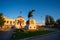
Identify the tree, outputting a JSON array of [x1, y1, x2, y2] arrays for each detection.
[[28, 10, 35, 19], [45, 15, 55, 27], [45, 15, 50, 25], [56, 19, 60, 24], [0, 13, 5, 27], [49, 16, 55, 25], [55, 19, 60, 29]]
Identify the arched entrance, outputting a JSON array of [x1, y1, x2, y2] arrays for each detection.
[[15, 16, 26, 29], [19, 18, 24, 29]]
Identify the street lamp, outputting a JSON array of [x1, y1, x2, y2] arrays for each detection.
[[41, 16, 42, 24], [20, 11, 22, 16]]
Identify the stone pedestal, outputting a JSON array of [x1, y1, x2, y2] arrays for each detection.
[[28, 19, 36, 30]]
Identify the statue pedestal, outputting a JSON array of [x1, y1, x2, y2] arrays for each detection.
[[28, 19, 36, 30]]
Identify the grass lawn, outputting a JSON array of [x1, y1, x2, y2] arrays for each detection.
[[11, 29, 55, 40]]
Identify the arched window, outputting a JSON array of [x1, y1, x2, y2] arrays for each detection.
[[17, 20, 20, 24], [30, 27, 31, 28], [10, 21, 12, 24], [7, 21, 9, 23]]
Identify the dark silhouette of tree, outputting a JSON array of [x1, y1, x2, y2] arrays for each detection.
[[45, 15, 55, 27], [49, 16, 55, 25], [56, 19, 60, 29], [28, 10, 35, 19], [45, 15, 50, 25], [0, 13, 5, 27], [56, 19, 60, 24]]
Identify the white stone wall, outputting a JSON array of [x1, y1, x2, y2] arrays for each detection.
[[28, 19, 37, 30]]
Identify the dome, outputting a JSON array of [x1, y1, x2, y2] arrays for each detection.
[[17, 16, 23, 18]]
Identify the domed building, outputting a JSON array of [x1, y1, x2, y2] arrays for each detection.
[[15, 16, 26, 29]]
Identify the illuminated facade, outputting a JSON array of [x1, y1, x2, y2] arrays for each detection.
[[1, 16, 43, 30], [3, 16, 15, 29], [15, 16, 26, 29]]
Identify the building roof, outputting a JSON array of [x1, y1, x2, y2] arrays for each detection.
[[17, 16, 23, 18]]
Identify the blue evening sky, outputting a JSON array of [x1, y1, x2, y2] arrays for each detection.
[[0, 0, 60, 24]]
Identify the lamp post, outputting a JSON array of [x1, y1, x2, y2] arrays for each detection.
[[20, 11, 22, 16], [41, 16, 42, 24]]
